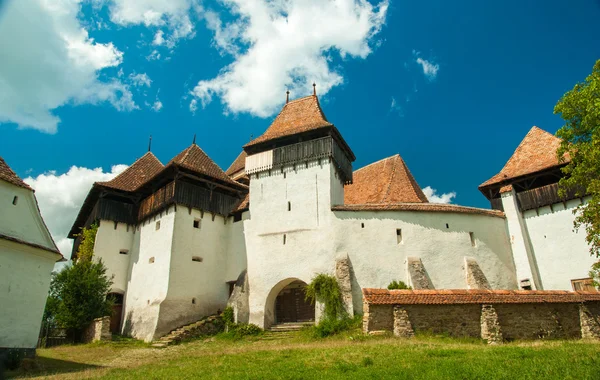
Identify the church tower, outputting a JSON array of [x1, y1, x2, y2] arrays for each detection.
[[241, 90, 355, 328]]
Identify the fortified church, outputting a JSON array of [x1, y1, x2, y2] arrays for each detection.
[[71, 91, 597, 342]]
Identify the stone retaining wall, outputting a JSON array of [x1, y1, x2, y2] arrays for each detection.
[[362, 289, 600, 343], [82, 316, 112, 343]]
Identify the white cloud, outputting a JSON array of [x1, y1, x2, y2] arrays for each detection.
[[129, 72, 152, 87], [0, 0, 136, 133], [422, 186, 456, 204], [146, 49, 161, 61], [390, 96, 403, 116], [107, 0, 199, 48], [189, 98, 198, 114], [413, 51, 439, 81], [24, 164, 128, 259], [152, 100, 163, 111], [191, 0, 388, 117]]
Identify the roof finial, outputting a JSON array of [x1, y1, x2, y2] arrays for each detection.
[[192, 134, 196, 145], [313, 82, 316, 96], [148, 135, 152, 152], [286, 90, 290, 104]]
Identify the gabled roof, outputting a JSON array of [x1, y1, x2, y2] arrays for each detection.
[[244, 95, 333, 148], [344, 154, 428, 204], [168, 144, 245, 188], [0, 156, 32, 190], [479, 126, 569, 189], [97, 152, 164, 192], [225, 151, 247, 176], [332, 203, 504, 218]]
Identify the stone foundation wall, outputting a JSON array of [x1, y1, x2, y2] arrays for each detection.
[[363, 300, 600, 342], [82, 316, 111, 343], [404, 304, 481, 337], [494, 303, 581, 340]]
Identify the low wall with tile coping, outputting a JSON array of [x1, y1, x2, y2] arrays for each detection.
[[362, 289, 600, 343]]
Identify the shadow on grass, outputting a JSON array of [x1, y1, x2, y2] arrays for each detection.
[[3, 356, 102, 379]]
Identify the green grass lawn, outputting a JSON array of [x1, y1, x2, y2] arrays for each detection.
[[7, 332, 600, 379]]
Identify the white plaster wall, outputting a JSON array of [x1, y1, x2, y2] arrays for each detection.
[[246, 160, 342, 327], [244, 159, 517, 328], [0, 240, 56, 349], [225, 212, 249, 282], [159, 207, 231, 336], [501, 191, 542, 289], [333, 210, 517, 312], [122, 209, 175, 342], [93, 220, 133, 294], [0, 182, 56, 250], [523, 196, 596, 290]]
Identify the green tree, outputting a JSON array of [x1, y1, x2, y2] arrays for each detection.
[[47, 259, 113, 337], [554, 59, 600, 257]]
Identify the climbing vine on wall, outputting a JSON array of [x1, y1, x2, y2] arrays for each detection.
[[305, 273, 346, 320], [75, 223, 98, 263]]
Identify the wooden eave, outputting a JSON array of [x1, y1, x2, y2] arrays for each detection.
[[478, 164, 567, 201]]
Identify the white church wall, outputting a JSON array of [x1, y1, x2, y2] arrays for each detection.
[[0, 239, 57, 350], [225, 212, 249, 283], [93, 220, 133, 294], [0, 181, 56, 251], [245, 160, 346, 328], [158, 206, 231, 336], [122, 209, 175, 342], [332, 210, 517, 312], [244, 159, 518, 328], [523, 196, 596, 290], [501, 190, 542, 289]]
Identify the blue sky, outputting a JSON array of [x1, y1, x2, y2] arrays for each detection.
[[1, 0, 599, 254]]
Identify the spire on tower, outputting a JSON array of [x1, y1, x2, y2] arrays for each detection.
[[313, 83, 316, 96], [286, 90, 290, 104], [193, 134, 197, 145], [148, 135, 152, 152]]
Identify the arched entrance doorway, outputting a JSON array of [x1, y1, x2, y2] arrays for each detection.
[[274, 280, 315, 324], [107, 292, 124, 334]]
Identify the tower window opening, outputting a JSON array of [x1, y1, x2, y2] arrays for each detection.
[[193, 219, 201, 229], [12, 196, 18, 205], [361, 223, 365, 228], [396, 229, 402, 244], [283, 234, 287, 245], [445, 223, 449, 229], [469, 232, 476, 247], [155, 221, 161, 230], [119, 249, 129, 255], [192, 256, 203, 262], [288, 201, 291, 211]]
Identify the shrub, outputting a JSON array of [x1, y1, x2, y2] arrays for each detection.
[[221, 307, 234, 326], [305, 273, 346, 320], [387, 280, 412, 290], [45, 259, 113, 339]]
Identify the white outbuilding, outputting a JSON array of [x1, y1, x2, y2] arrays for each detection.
[[0, 157, 64, 357]]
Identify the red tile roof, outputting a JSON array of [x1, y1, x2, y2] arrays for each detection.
[[345, 155, 428, 204], [225, 151, 247, 176], [333, 203, 504, 218], [97, 152, 164, 192], [0, 156, 32, 190], [363, 288, 600, 305], [480, 126, 569, 189], [231, 193, 249, 213], [169, 144, 246, 188], [244, 95, 333, 148]]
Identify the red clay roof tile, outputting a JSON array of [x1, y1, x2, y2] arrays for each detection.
[[344, 155, 428, 204], [244, 95, 332, 148], [333, 203, 504, 218], [362, 288, 600, 305], [98, 152, 164, 192], [0, 156, 32, 190], [480, 126, 569, 189], [225, 151, 247, 176]]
